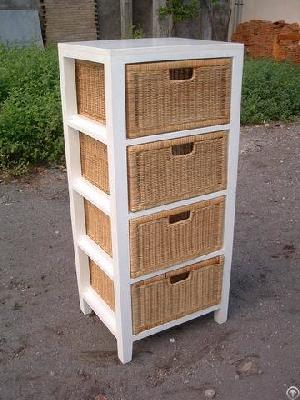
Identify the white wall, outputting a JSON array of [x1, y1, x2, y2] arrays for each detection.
[[241, 0, 300, 24]]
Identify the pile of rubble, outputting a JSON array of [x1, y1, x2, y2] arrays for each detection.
[[232, 20, 300, 63]]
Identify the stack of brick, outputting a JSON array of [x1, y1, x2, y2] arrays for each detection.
[[41, 0, 99, 44], [232, 20, 300, 63]]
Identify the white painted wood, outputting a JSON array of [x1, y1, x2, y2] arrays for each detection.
[[72, 177, 111, 216], [214, 50, 244, 324], [58, 39, 244, 364], [67, 114, 107, 145], [134, 304, 220, 341], [105, 58, 133, 363], [126, 124, 230, 146], [129, 190, 227, 220], [78, 235, 114, 280], [58, 53, 91, 315], [82, 287, 116, 335]]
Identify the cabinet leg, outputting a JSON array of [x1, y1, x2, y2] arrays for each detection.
[[80, 297, 92, 315], [117, 337, 133, 364], [214, 305, 228, 325]]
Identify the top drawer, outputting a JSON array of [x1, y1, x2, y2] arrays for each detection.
[[126, 58, 232, 138]]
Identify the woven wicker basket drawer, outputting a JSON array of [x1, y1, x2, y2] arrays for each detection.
[[128, 131, 228, 212], [130, 196, 225, 278], [84, 199, 112, 256], [75, 60, 106, 124], [131, 256, 223, 334], [126, 58, 231, 138], [89, 259, 115, 310], [80, 132, 110, 193]]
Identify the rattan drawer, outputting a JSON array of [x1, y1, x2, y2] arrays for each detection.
[[130, 197, 225, 278], [131, 256, 223, 334], [84, 199, 112, 256], [128, 131, 228, 212], [80, 132, 110, 193], [75, 60, 106, 124], [89, 259, 115, 310], [126, 58, 231, 138]]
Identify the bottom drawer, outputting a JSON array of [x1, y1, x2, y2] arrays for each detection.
[[89, 259, 115, 310], [131, 256, 223, 334]]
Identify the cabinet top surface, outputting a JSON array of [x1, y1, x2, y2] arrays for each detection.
[[59, 38, 243, 55]]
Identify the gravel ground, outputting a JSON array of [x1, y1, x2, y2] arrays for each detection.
[[0, 123, 299, 400]]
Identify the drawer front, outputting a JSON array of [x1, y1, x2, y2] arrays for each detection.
[[131, 256, 223, 334], [130, 197, 225, 278], [89, 259, 115, 310], [126, 58, 231, 138], [75, 60, 105, 124], [80, 132, 110, 193], [84, 199, 112, 256], [128, 131, 228, 212]]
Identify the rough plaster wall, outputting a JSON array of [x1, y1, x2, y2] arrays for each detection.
[[96, 0, 121, 39], [241, 0, 300, 24]]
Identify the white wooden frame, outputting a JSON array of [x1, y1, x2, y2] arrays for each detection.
[[58, 38, 244, 364]]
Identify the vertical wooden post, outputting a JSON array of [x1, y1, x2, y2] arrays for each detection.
[[120, 0, 133, 39], [152, 0, 172, 37]]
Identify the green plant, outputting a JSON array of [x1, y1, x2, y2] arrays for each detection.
[[129, 24, 144, 39], [241, 59, 300, 124], [0, 45, 64, 175], [159, 0, 199, 23]]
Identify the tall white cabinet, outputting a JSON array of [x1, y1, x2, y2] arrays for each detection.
[[58, 38, 244, 364]]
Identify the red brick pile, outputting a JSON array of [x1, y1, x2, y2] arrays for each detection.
[[232, 20, 300, 63]]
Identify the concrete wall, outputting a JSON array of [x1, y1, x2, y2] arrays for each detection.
[[240, 0, 300, 24], [0, 0, 39, 10]]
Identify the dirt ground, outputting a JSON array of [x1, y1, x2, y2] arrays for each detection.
[[0, 123, 299, 400]]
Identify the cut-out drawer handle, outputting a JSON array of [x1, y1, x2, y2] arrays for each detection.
[[169, 271, 190, 284], [171, 142, 194, 156], [169, 67, 194, 80], [169, 210, 191, 224]]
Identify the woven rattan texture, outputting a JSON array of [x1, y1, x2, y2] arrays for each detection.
[[84, 200, 112, 256], [130, 197, 225, 278], [80, 132, 110, 193], [89, 259, 115, 310], [75, 60, 106, 123], [131, 256, 224, 334], [126, 59, 231, 138], [128, 131, 228, 211]]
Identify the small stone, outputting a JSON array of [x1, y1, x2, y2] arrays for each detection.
[[50, 370, 55, 376], [54, 230, 59, 235], [94, 395, 107, 400], [170, 338, 175, 343], [236, 356, 260, 377], [205, 388, 216, 398]]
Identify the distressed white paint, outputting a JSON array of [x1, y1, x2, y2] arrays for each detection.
[[58, 38, 244, 364], [214, 49, 244, 324], [72, 177, 111, 216], [67, 114, 107, 145], [78, 235, 114, 279]]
